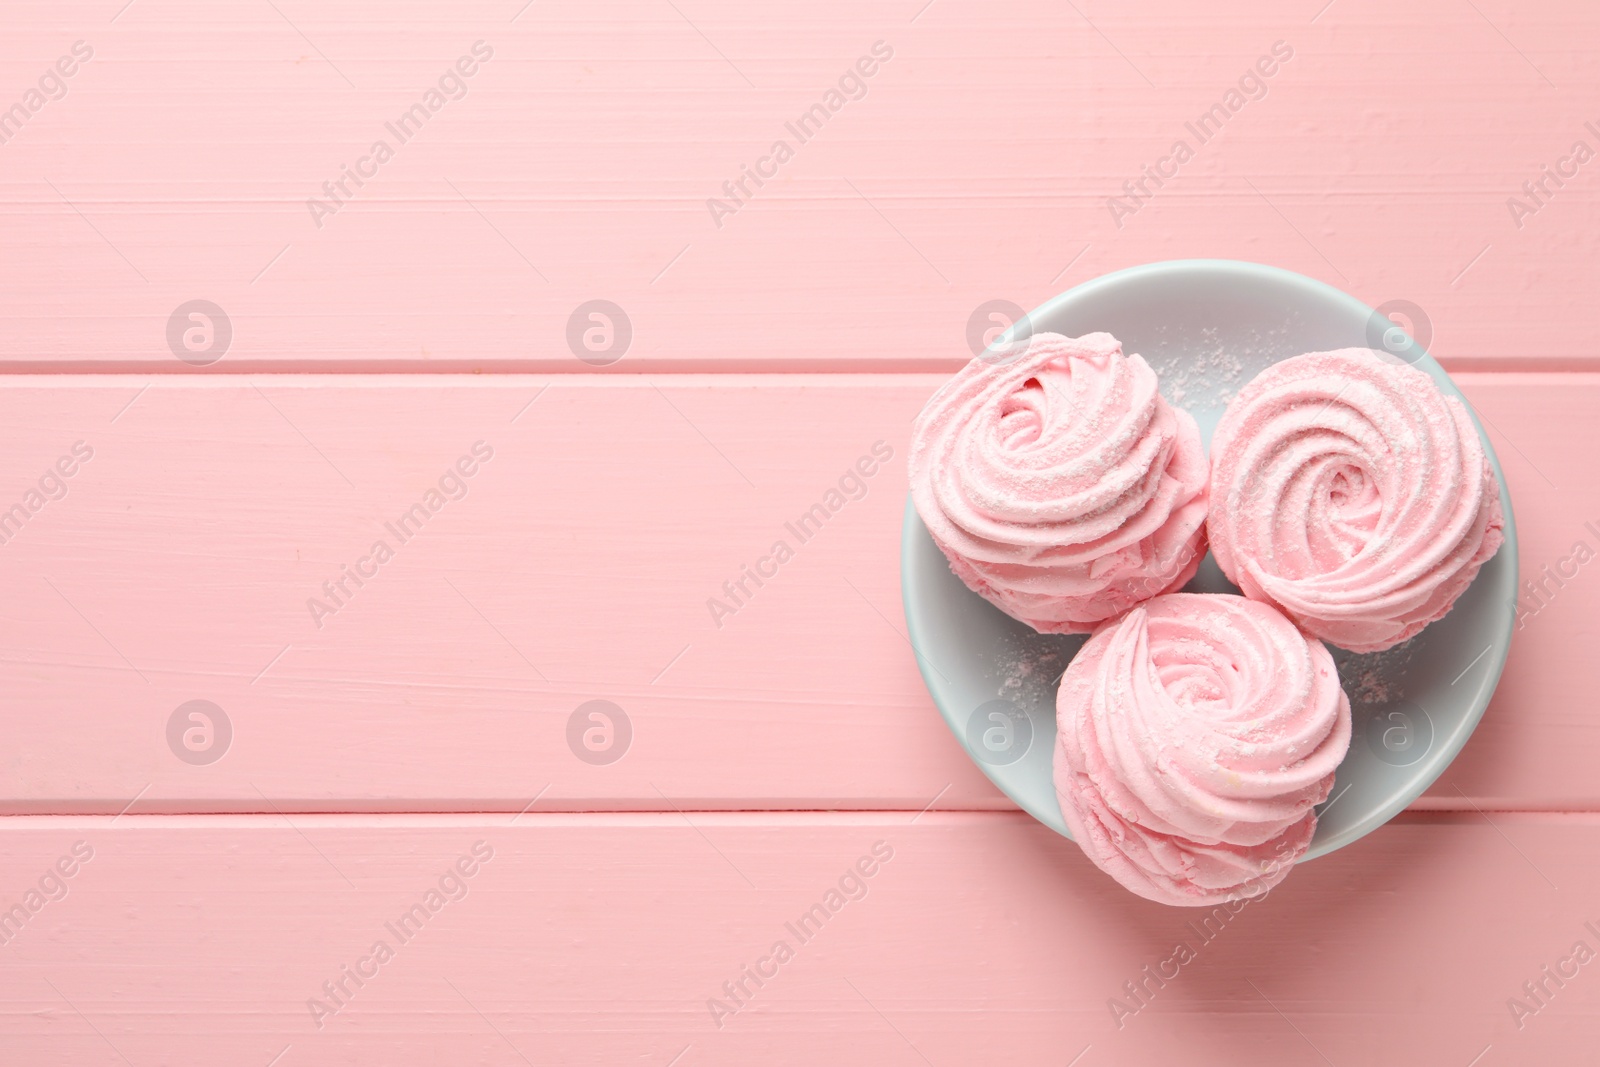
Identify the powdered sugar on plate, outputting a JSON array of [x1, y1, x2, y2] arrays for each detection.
[[990, 628, 1084, 711], [1144, 319, 1300, 414]]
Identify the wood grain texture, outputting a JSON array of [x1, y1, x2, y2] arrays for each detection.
[[0, 373, 1591, 812], [0, 1, 1596, 371], [2, 1, 1598, 1060], [0, 811, 1594, 1065]]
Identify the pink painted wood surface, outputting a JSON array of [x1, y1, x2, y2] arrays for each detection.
[[0, 1, 1596, 371], [0, 373, 1592, 812], [3, 1, 1599, 1063], [0, 812, 1593, 1065]]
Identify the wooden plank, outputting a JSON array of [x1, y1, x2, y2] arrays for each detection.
[[0, 374, 968, 812], [0, 373, 1593, 812], [0, 811, 1594, 1064], [0, 2, 1595, 371]]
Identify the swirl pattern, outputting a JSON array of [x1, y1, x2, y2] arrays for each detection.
[[1208, 349, 1504, 652], [1054, 594, 1351, 906], [909, 332, 1209, 634]]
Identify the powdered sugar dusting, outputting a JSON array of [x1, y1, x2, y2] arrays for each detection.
[[991, 628, 1081, 710], [1143, 323, 1295, 413]]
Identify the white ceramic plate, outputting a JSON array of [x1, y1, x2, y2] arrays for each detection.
[[900, 259, 1518, 860]]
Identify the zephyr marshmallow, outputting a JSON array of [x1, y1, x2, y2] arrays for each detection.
[[1208, 349, 1504, 652], [910, 332, 1209, 634], [1054, 594, 1351, 906]]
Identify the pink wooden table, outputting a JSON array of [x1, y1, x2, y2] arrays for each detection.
[[2, 1, 1598, 1063]]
